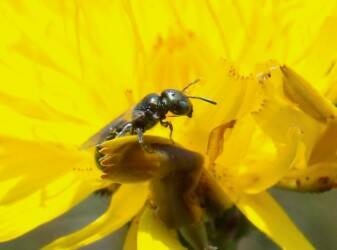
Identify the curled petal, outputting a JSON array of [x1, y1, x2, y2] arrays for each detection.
[[281, 65, 337, 122], [211, 115, 302, 193], [241, 127, 302, 193], [98, 135, 204, 185], [245, 83, 325, 191], [97, 136, 167, 182], [207, 120, 236, 165]]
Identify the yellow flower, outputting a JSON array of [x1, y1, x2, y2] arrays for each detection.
[[1, 0, 336, 249]]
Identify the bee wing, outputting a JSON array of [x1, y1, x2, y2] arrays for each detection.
[[80, 108, 134, 149]]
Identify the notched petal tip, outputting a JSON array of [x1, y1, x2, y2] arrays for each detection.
[[96, 136, 165, 182], [97, 135, 205, 183]]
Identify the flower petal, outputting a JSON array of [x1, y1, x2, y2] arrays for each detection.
[[240, 127, 302, 193], [0, 0, 136, 134], [137, 208, 186, 250], [281, 65, 337, 122], [236, 191, 314, 250], [0, 137, 100, 202], [0, 171, 99, 242], [43, 183, 148, 250], [277, 162, 337, 192], [210, 115, 302, 193], [0, 106, 93, 146], [172, 63, 264, 154], [123, 217, 139, 250], [0, 135, 103, 242], [309, 119, 337, 165]]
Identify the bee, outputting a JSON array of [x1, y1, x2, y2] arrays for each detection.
[[81, 79, 217, 150]]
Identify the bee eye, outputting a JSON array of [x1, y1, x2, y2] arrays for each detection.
[[171, 100, 190, 115], [179, 101, 188, 110]]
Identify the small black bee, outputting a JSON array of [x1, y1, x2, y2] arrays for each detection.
[[81, 79, 217, 149]]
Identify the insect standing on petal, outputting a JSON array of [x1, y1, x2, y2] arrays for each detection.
[[81, 79, 217, 151]]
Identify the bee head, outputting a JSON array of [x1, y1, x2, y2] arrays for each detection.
[[161, 89, 193, 117], [161, 80, 217, 118]]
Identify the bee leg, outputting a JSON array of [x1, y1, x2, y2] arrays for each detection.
[[135, 127, 144, 144], [106, 128, 118, 140], [160, 120, 174, 143], [116, 123, 133, 137], [136, 128, 154, 153]]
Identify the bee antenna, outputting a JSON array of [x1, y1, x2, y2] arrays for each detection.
[[182, 78, 200, 92], [187, 96, 217, 105]]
